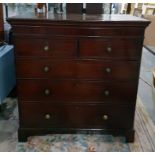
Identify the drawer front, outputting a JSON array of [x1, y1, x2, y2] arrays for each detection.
[[20, 103, 134, 129], [79, 38, 143, 59], [14, 37, 77, 57], [16, 59, 139, 81], [17, 80, 137, 103]]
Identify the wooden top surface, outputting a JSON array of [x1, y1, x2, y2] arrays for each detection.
[[7, 13, 149, 22], [7, 13, 150, 28]]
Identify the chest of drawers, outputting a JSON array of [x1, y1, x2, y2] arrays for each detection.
[[7, 13, 150, 142]]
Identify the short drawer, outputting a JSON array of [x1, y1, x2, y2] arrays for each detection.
[[17, 80, 138, 103], [20, 103, 134, 129], [14, 36, 77, 57], [79, 38, 143, 59], [16, 59, 139, 81]]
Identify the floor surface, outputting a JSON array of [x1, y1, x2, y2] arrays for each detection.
[[138, 47, 155, 123]]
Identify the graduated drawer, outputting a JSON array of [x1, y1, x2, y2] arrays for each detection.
[[20, 103, 134, 129], [16, 59, 139, 81], [14, 36, 77, 57], [79, 37, 143, 59], [17, 80, 137, 103]]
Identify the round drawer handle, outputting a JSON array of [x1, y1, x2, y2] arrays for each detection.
[[106, 47, 112, 53], [105, 67, 111, 73], [45, 114, 51, 119], [104, 90, 110, 96], [102, 115, 108, 120], [44, 89, 50, 96], [44, 66, 50, 72], [44, 45, 49, 51]]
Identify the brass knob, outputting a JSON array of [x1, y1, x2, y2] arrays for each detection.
[[44, 89, 50, 96], [102, 115, 108, 120], [45, 114, 51, 119], [44, 66, 50, 72], [105, 67, 111, 73], [107, 47, 112, 53], [44, 45, 49, 51], [104, 90, 109, 96]]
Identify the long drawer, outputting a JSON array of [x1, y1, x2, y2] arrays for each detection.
[[17, 80, 138, 103], [79, 37, 143, 59], [14, 37, 77, 57], [19, 103, 134, 129], [16, 59, 139, 81]]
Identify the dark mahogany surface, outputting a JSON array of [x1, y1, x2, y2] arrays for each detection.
[[17, 79, 137, 103], [20, 103, 134, 129], [14, 37, 77, 57], [7, 13, 149, 23], [7, 13, 150, 142], [16, 59, 139, 80]]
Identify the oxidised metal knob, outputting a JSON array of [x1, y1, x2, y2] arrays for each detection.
[[44, 66, 50, 72], [105, 67, 111, 73], [45, 114, 51, 119], [104, 90, 110, 96], [44, 89, 50, 96], [44, 45, 49, 51], [107, 47, 112, 53], [102, 115, 108, 120]]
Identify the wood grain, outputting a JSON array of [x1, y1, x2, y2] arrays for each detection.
[[7, 14, 150, 142]]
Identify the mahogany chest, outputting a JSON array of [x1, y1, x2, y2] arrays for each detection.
[[7, 13, 150, 142]]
